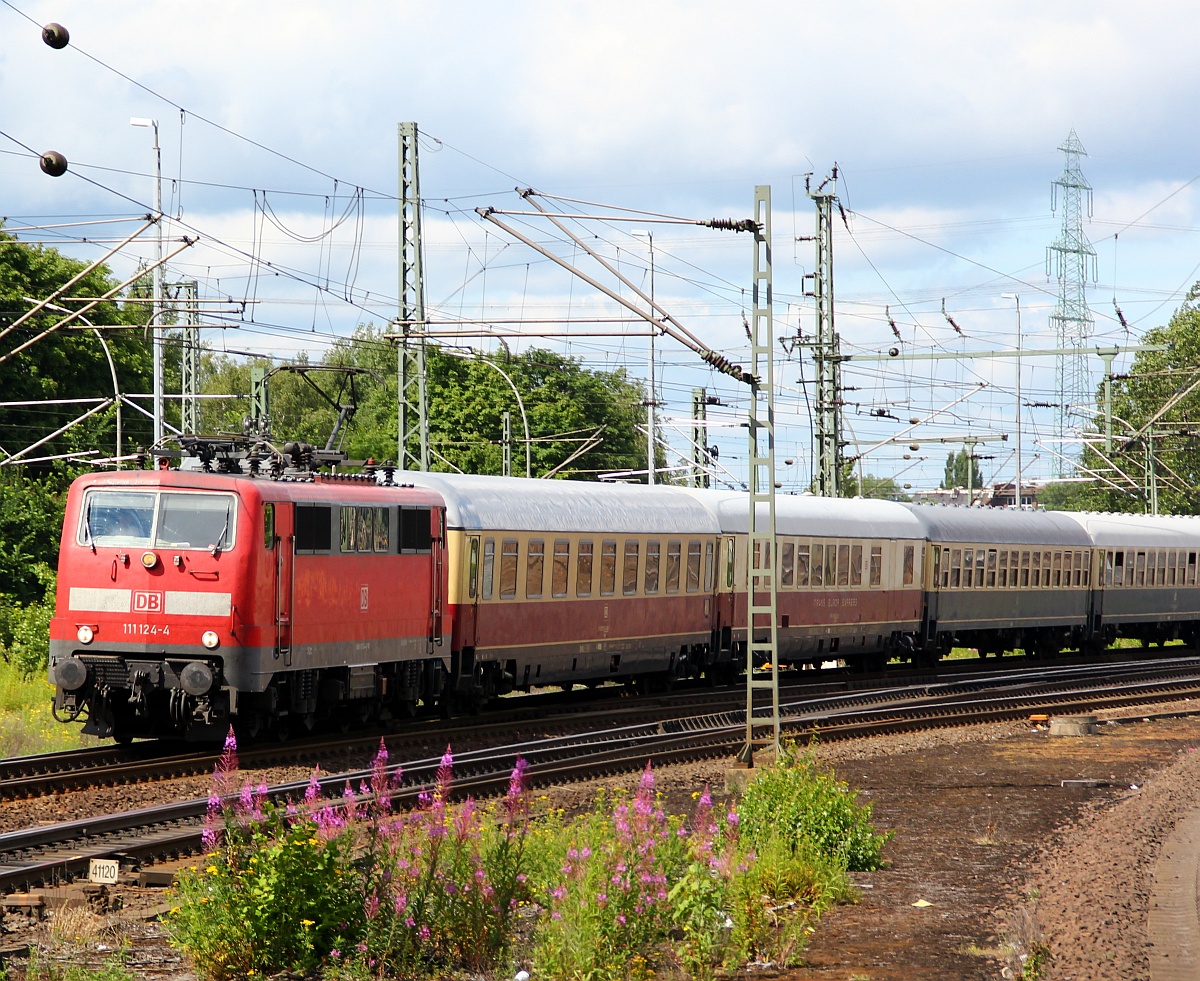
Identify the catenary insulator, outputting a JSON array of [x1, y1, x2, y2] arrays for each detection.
[[41, 22, 70, 48], [39, 150, 68, 176]]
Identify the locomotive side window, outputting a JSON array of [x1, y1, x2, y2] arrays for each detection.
[[600, 540, 617, 596], [665, 541, 681, 593], [811, 544, 824, 587], [869, 545, 882, 587], [577, 541, 594, 597], [798, 544, 811, 587], [645, 541, 661, 594], [849, 544, 862, 587], [374, 509, 390, 552], [296, 505, 333, 552], [686, 541, 701, 593], [623, 541, 640, 596], [340, 507, 357, 552], [400, 509, 433, 552], [704, 542, 714, 591], [482, 539, 495, 600], [552, 539, 570, 598], [500, 540, 518, 599], [357, 508, 373, 553], [263, 503, 275, 550], [527, 540, 545, 599], [903, 545, 915, 586], [781, 542, 795, 587]]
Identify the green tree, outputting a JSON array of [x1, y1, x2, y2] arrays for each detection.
[[0, 231, 151, 467], [941, 449, 984, 490], [853, 473, 911, 501], [1070, 285, 1200, 515]]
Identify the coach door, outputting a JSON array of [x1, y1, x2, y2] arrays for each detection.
[[273, 503, 295, 666]]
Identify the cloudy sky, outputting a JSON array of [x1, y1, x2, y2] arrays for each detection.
[[3, 1, 1199, 491]]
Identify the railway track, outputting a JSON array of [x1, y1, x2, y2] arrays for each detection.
[[5, 657, 1200, 895]]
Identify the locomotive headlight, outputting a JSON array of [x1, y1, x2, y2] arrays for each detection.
[[141, 551, 159, 569], [76, 625, 94, 644], [201, 630, 220, 650], [180, 660, 215, 696]]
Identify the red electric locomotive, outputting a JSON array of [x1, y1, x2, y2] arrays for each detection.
[[50, 468, 450, 741]]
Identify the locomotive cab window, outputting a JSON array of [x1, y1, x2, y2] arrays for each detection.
[[79, 489, 237, 553]]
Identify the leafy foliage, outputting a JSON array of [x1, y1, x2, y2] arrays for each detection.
[[941, 449, 985, 491], [0, 231, 152, 467], [737, 743, 893, 872]]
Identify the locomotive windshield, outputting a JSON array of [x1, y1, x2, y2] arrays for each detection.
[[79, 490, 237, 552]]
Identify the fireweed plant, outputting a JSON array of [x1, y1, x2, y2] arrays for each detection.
[[169, 732, 886, 980], [168, 733, 533, 979]]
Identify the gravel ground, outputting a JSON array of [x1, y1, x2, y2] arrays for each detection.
[[5, 704, 1200, 979]]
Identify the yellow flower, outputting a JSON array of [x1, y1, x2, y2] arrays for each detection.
[[206, 865, 219, 875], [301, 919, 315, 928]]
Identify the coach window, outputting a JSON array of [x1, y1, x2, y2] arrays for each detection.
[[798, 544, 811, 587], [599, 539, 617, 595], [1032, 550, 1042, 587], [986, 549, 997, 588], [1145, 551, 1157, 586], [949, 549, 961, 589], [263, 503, 275, 550], [1016, 551, 1027, 587], [645, 541, 661, 594], [577, 541, 594, 597], [825, 542, 837, 588], [1159, 550, 1168, 585], [1189, 552, 1198, 587], [962, 548, 974, 587], [704, 542, 714, 591], [340, 506, 357, 552], [600, 540, 618, 596], [781, 542, 795, 587], [940, 548, 950, 588], [468, 538, 480, 599], [686, 541, 702, 593], [903, 545, 915, 587], [724, 539, 735, 589], [1134, 551, 1146, 586], [1063, 551, 1073, 587], [526, 540, 545, 599], [500, 540, 519, 600], [1082, 553, 1090, 587], [481, 539, 495, 600], [998, 549, 1008, 587], [850, 544, 862, 587], [552, 540, 570, 598], [811, 544, 824, 586], [869, 545, 882, 587], [665, 541, 682, 593], [1050, 551, 1061, 587], [623, 541, 640, 596]]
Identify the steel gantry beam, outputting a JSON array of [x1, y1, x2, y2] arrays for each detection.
[[396, 121, 429, 471], [742, 185, 780, 763]]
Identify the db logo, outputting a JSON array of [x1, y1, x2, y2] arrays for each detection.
[[360, 585, 369, 611], [133, 590, 164, 613]]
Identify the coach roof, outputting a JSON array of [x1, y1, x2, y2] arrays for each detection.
[[676, 489, 926, 539], [898, 504, 1093, 547], [396, 473, 721, 535], [1055, 511, 1200, 549]]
